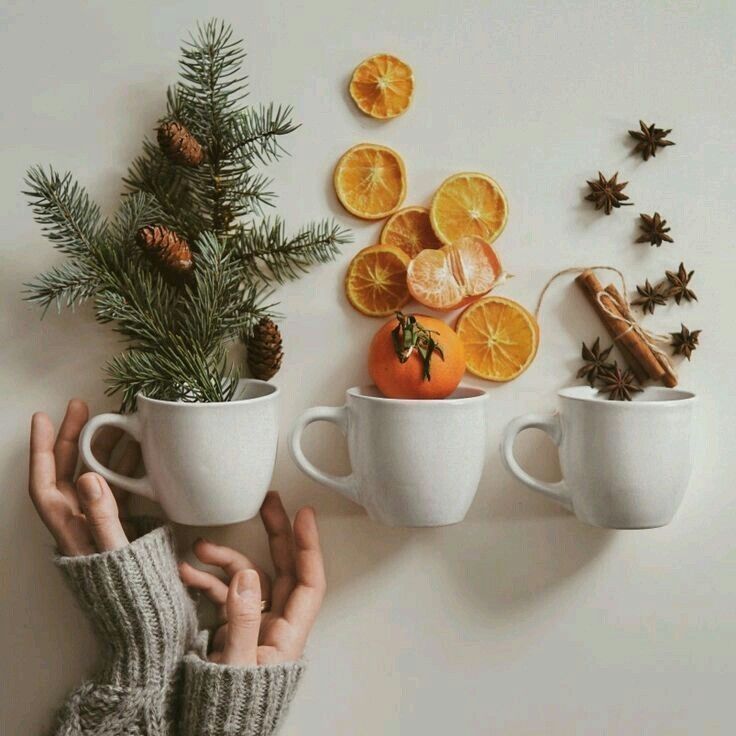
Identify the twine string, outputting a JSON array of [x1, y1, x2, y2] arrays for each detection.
[[535, 266, 674, 371]]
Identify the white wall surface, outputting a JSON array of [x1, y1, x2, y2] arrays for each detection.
[[1, 1, 735, 734]]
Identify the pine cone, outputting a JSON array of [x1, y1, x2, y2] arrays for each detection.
[[247, 318, 283, 381], [157, 121, 204, 167], [136, 225, 193, 278]]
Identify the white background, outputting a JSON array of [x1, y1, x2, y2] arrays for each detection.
[[1, 1, 735, 734]]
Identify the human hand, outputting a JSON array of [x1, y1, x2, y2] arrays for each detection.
[[179, 491, 326, 667], [29, 399, 140, 556]]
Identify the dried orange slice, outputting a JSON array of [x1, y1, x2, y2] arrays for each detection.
[[334, 144, 407, 220], [345, 244, 411, 317], [380, 206, 443, 259], [406, 235, 504, 312], [349, 54, 414, 119], [455, 296, 539, 382], [430, 172, 508, 245]]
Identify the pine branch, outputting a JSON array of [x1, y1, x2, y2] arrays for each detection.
[[24, 166, 107, 257], [26, 19, 353, 409], [106, 340, 238, 412], [177, 19, 248, 143], [110, 192, 163, 250], [171, 21, 298, 236], [95, 273, 179, 348], [233, 218, 351, 284], [24, 259, 98, 313], [124, 139, 206, 241], [181, 232, 278, 351], [230, 172, 277, 217], [223, 104, 299, 164], [24, 192, 164, 313]]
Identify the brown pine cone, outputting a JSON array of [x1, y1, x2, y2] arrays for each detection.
[[136, 224, 193, 278], [157, 121, 204, 167], [247, 318, 283, 381]]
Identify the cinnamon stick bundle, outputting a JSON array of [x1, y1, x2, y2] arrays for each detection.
[[575, 270, 666, 382], [604, 284, 678, 388]]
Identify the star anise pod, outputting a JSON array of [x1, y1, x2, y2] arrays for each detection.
[[671, 324, 701, 361], [599, 362, 643, 401], [628, 120, 675, 161], [665, 262, 697, 304], [585, 172, 633, 215], [636, 212, 673, 246], [632, 279, 667, 315], [577, 337, 614, 387]]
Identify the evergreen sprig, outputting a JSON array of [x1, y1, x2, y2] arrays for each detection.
[[234, 218, 352, 285], [24, 166, 107, 257], [25, 18, 348, 409]]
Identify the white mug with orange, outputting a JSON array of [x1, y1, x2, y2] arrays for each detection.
[[289, 385, 489, 527]]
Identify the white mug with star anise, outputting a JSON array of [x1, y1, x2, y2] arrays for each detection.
[[501, 385, 696, 529]]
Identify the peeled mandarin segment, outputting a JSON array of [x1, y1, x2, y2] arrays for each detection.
[[407, 236, 503, 311], [456, 297, 539, 382], [345, 245, 411, 317], [349, 54, 414, 119], [334, 144, 407, 220], [454, 236, 502, 296], [430, 173, 508, 245], [407, 249, 465, 310], [380, 206, 443, 258]]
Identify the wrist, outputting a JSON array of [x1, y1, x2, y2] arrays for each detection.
[[180, 654, 305, 735], [56, 524, 197, 688]]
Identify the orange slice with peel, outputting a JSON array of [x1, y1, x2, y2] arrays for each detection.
[[349, 54, 414, 119], [380, 206, 443, 258], [406, 235, 504, 311], [455, 296, 539, 382], [430, 172, 508, 245], [334, 143, 407, 220], [345, 244, 411, 317]]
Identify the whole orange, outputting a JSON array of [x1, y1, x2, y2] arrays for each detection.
[[368, 313, 466, 399]]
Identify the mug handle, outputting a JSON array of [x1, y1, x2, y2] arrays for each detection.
[[500, 413, 572, 511], [79, 413, 157, 501], [288, 406, 359, 505]]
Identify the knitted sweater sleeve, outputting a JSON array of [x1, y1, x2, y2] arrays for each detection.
[[52, 522, 199, 735], [178, 643, 305, 736], [52, 521, 306, 736]]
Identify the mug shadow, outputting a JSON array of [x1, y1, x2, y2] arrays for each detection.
[[426, 426, 615, 617]]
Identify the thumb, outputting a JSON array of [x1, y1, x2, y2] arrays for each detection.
[[221, 569, 262, 666], [77, 473, 129, 552]]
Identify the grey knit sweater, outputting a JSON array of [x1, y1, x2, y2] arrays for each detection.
[[53, 522, 304, 735]]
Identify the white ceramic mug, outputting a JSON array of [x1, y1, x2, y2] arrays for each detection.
[[79, 380, 279, 526], [501, 385, 696, 529], [289, 385, 489, 527]]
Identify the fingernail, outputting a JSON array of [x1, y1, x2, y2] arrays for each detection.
[[237, 569, 259, 599], [79, 474, 102, 502]]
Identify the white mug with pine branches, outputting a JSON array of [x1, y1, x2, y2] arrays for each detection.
[[79, 380, 279, 525]]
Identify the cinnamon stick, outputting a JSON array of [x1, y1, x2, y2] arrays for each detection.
[[605, 284, 678, 388], [576, 270, 665, 382], [593, 284, 649, 384]]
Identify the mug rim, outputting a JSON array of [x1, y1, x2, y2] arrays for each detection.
[[137, 378, 278, 408], [347, 384, 488, 405], [558, 384, 696, 406]]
